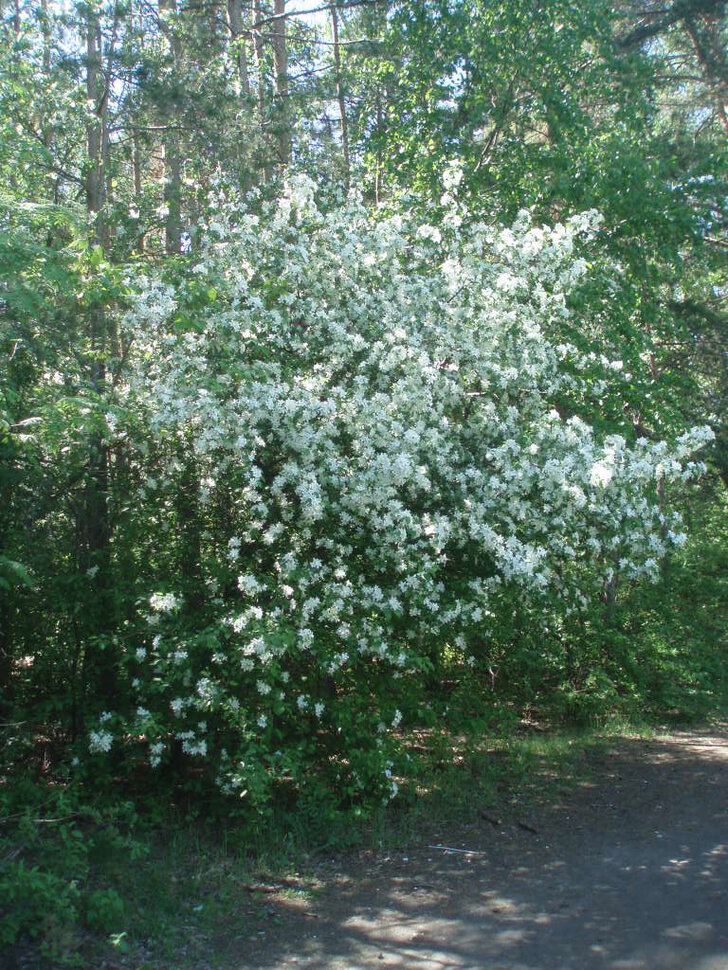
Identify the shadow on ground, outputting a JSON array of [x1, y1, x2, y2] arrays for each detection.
[[239, 730, 728, 970]]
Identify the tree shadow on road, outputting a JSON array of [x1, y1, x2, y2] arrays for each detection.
[[245, 729, 728, 970]]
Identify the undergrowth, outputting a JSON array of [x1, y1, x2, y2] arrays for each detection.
[[1, 484, 726, 967]]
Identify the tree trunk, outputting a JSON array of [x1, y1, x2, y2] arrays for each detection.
[[685, 15, 728, 133], [252, 0, 271, 180], [272, 0, 290, 166], [330, 2, 350, 190], [375, 89, 383, 203], [253, 0, 266, 119], [84, 0, 115, 702], [40, 0, 51, 74], [160, 0, 183, 253], [604, 572, 619, 618], [130, 0, 144, 224], [177, 450, 203, 610], [0, 479, 15, 716], [227, 0, 251, 97], [132, 131, 142, 198], [86, 7, 106, 248]]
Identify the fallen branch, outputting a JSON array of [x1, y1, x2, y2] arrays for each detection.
[[427, 844, 487, 856]]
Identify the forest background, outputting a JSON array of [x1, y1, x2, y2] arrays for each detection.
[[0, 0, 727, 962]]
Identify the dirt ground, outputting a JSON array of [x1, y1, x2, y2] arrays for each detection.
[[233, 727, 728, 970]]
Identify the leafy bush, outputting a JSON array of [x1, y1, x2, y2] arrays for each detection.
[[0, 860, 80, 950], [84, 888, 125, 935], [78, 177, 712, 815]]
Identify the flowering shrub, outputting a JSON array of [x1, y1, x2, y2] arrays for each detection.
[[100, 178, 712, 812]]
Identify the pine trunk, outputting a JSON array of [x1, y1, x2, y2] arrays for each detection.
[[160, 0, 183, 253], [272, 0, 290, 166], [330, 3, 350, 190]]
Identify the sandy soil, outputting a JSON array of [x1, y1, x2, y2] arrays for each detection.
[[235, 727, 728, 970]]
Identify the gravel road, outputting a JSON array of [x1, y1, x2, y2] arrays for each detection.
[[247, 728, 728, 970]]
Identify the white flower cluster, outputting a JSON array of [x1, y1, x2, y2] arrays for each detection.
[[89, 729, 113, 754], [120, 178, 712, 798], [149, 592, 182, 613]]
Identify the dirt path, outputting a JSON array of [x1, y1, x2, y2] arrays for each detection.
[[237, 728, 728, 970]]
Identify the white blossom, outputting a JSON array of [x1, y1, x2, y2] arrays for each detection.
[[119, 184, 712, 798], [89, 730, 113, 754]]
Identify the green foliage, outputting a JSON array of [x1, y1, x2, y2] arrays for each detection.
[[0, 861, 81, 954], [529, 482, 728, 724], [0, 0, 726, 963], [84, 889, 125, 935], [0, 775, 150, 963]]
